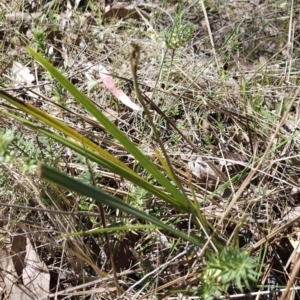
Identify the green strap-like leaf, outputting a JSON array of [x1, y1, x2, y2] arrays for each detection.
[[39, 164, 203, 246], [1, 110, 180, 207], [26, 46, 191, 212], [0, 90, 130, 171]]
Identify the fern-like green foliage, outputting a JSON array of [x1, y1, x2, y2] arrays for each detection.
[[199, 247, 258, 299]]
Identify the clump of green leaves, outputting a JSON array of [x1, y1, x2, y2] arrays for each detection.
[[0, 130, 15, 162], [0, 129, 37, 173], [32, 28, 48, 57], [164, 6, 195, 50], [199, 247, 258, 299]]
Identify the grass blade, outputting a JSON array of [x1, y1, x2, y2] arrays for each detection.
[[26, 46, 191, 212], [38, 163, 203, 246]]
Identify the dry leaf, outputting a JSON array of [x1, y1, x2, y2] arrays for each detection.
[[22, 237, 50, 298], [12, 61, 35, 85], [99, 65, 142, 111], [60, 1, 73, 29], [0, 230, 35, 299], [5, 12, 43, 21], [259, 56, 267, 65], [11, 229, 26, 280], [158, 233, 171, 249], [104, 3, 140, 20], [283, 207, 300, 222], [188, 156, 218, 185]]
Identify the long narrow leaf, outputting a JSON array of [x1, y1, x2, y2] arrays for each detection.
[[0, 90, 130, 171], [63, 224, 161, 238], [39, 164, 203, 247], [1, 110, 180, 207], [26, 47, 191, 212]]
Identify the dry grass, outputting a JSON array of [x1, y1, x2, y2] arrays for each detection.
[[1, 0, 300, 299]]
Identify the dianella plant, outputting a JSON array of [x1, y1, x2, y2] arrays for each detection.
[[0, 44, 258, 298]]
